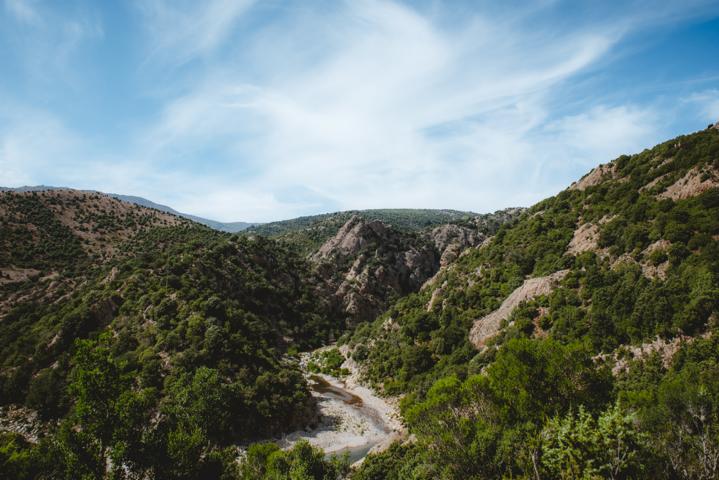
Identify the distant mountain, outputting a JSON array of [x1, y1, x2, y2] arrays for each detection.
[[307, 213, 516, 326], [0, 186, 257, 233], [243, 208, 519, 256]]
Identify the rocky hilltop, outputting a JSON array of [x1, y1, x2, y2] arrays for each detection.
[[311, 215, 438, 324], [310, 211, 521, 325]]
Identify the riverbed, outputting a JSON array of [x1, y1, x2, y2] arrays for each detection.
[[277, 352, 404, 465]]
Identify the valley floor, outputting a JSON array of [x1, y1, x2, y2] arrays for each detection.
[[277, 351, 405, 465]]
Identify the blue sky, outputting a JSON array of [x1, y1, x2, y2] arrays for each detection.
[[1, 0, 719, 222]]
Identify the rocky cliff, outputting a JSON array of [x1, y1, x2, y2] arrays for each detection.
[[310, 213, 517, 325]]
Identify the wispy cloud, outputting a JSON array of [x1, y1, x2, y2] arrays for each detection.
[[2, 0, 718, 222], [135, 0, 256, 64], [140, 0, 627, 219], [1, 0, 103, 88], [4, 0, 41, 25], [685, 90, 719, 125]]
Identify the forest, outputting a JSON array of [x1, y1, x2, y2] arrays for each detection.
[[1, 126, 718, 479]]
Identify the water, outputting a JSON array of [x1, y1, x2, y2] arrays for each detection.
[[309, 375, 363, 405], [306, 374, 390, 464]]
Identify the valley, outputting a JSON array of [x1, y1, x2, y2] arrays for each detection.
[[0, 125, 718, 479], [3, 2, 719, 478], [278, 349, 403, 465]]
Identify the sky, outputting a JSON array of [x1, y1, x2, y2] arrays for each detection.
[[1, 1, 719, 222]]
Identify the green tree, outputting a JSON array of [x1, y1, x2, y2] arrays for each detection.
[[541, 403, 649, 480], [239, 440, 348, 480]]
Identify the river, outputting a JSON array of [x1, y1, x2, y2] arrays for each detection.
[[277, 352, 404, 465]]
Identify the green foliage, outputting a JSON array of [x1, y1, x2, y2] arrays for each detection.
[[618, 334, 719, 479], [0, 222, 334, 478], [239, 440, 349, 480], [0, 432, 44, 480], [307, 348, 349, 377], [350, 442, 433, 480], [541, 403, 650, 479], [402, 338, 611, 478]]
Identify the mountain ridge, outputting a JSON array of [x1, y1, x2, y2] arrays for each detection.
[[1, 124, 718, 479], [0, 186, 258, 233]]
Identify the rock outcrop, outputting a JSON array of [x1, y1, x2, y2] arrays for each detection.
[[569, 163, 617, 191], [566, 222, 599, 255], [425, 223, 487, 267], [469, 270, 569, 349], [311, 216, 491, 325], [312, 216, 439, 324], [658, 165, 719, 200]]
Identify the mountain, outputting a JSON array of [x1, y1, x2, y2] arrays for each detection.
[[309, 209, 522, 326], [243, 208, 519, 256], [0, 188, 336, 478], [347, 124, 719, 479], [109, 193, 257, 233], [0, 186, 257, 233], [1, 125, 719, 479]]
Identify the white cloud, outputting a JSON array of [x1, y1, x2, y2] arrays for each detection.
[[685, 90, 719, 125], [142, 0, 631, 219], [3, 0, 717, 222], [136, 0, 256, 64], [4, 0, 40, 25]]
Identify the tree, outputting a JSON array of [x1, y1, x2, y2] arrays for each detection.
[[541, 403, 649, 480], [239, 440, 348, 480], [404, 338, 612, 478], [68, 336, 129, 466]]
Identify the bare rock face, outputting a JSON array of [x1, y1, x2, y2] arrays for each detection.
[[310, 211, 521, 326], [569, 163, 617, 191], [311, 215, 389, 261], [566, 222, 599, 255], [311, 216, 439, 325], [469, 270, 569, 349], [658, 165, 719, 201], [426, 224, 486, 267]]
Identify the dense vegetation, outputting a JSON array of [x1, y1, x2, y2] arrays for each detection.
[[347, 126, 719, 478], [1, 127, 718, 478], [307, 348, 349, 378], [243, 209, 479, 255], [0, 214, 340, 478]]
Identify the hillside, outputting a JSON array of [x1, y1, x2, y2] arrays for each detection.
[[310, 211, 522, 326], [0, 189, 192, 316], [243, 208, 511, 256], [1, 125, 718, 479], [0, 191, 338, 479], [346, 124, 719, 479], [0, 186, 257, 233]]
